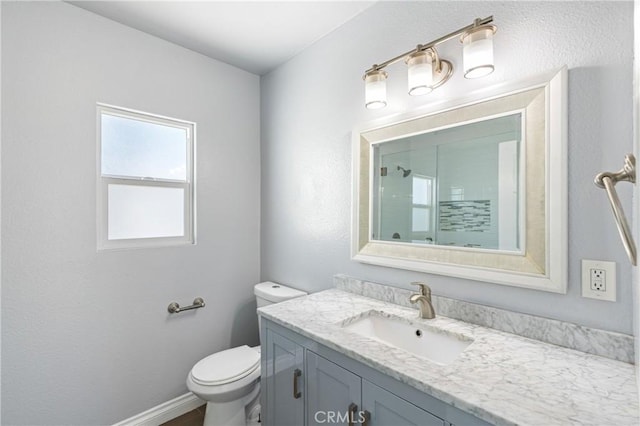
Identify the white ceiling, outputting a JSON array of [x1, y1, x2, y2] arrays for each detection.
[[68, 1, 375, 75]]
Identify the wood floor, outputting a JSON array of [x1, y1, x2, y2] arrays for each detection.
[[160, 405, 206, 426]]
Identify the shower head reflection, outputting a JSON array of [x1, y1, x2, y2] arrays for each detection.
[[397, 166, 412, 178]]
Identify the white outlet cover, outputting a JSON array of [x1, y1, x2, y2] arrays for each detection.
[[581, 259, 616, 302]]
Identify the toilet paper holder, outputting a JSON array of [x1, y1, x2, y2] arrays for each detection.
[[168, 297, 205, 314]]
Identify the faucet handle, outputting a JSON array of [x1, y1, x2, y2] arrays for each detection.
[[411, 282, 430, 297]]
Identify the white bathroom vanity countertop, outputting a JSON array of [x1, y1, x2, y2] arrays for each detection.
[[258, 289, 639, 426]]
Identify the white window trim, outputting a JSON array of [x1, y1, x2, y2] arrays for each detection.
[[96, 103, 196, 250]]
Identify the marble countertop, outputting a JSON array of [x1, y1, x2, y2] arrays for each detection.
[[258, 289, 639, 426]]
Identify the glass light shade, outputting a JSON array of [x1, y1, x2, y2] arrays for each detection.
[[462, 26, 496, 79], [364, 70, 388, 109], [406, 51, 433, 96]]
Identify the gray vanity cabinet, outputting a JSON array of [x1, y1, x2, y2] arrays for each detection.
[[261, 319, 489, 426], [362, 380, 444, 426], [262, 328, 305, 426], [306, 350, 443, 426], [306, 350, 362, 425]]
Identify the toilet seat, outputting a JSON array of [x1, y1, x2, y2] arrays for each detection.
[[190, 345, 260, 386]]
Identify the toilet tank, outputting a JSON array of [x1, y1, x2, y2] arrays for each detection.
[[254, 281, 307, 308], [255, 282, 307, 343]]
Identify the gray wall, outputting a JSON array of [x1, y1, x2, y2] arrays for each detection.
[[634, 0, 640, 399], [2, 2, 260, 425], [261, 1, 635, 334]]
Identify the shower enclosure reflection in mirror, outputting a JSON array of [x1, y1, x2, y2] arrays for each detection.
[[351, 67, 567, 292]]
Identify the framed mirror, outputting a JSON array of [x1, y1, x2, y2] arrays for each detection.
[[351, 68, 567, 292]]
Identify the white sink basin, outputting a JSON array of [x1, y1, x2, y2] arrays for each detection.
[[343, 313, 473, 365]]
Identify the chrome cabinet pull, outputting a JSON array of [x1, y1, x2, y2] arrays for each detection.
[[362, 410, 371, 426], [293, 368, 302, 399], [348, 403, 358, 426]]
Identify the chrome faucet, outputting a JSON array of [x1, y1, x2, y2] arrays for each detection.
[[409, 282, 435, 319]]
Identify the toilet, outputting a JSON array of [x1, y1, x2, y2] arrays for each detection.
[[187, 282, 307, 426]]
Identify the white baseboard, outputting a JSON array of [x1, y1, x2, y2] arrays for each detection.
[[113, 392, 204, 426]]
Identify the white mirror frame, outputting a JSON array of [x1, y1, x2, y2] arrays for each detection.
[[351, 67, 567, 293]]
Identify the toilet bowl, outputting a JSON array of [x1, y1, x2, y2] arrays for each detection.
[[186, 282, 307, 426], [187, 345, 261, 426]]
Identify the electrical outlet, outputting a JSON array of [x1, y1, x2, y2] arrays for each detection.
[[590, 269, 606, 291], [582, 260, 616, 301]]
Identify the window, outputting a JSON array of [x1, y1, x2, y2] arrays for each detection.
[[412, 175, 434, 234], [450, 186, 465, 201], [97, 105, 195, 249]]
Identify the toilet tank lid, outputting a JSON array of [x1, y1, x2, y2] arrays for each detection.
[[254, 281, 307, 303]]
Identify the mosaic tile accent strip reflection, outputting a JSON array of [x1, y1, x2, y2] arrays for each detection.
[[439, 200, 491, 232]]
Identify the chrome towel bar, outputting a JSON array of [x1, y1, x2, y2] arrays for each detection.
[[168, 297, 205, 314], [594, 154, 636, 266]]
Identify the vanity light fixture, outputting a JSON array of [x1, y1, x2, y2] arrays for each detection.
[[363, 16, 496, 109], [364, 69, 388, 109], [461, 23, 497, 78], [406, 50, 434, 96]]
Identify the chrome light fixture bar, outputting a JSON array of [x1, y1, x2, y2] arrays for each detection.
[[363, 16, 496, 109]]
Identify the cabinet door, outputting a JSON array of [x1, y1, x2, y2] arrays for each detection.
[[362, 380, 445, 426], [263, 329, 305, 426], [306, 351, 362, 426]]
